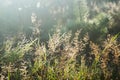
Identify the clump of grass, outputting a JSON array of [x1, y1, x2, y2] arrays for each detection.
[[0, 34, 37, 80], [100, 33, 120, 80]]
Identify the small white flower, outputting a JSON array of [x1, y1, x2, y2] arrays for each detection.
[[18, 8, 22, 11], [31, 13, 37, 23], [36, 2, 40, 8]]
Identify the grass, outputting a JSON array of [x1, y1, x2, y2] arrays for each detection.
[[0, 29, 120, 80]]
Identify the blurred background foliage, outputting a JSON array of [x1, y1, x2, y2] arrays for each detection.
[[0, 0, 120, 43]]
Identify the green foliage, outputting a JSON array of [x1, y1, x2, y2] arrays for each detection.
[[74, 0, 88, 22]]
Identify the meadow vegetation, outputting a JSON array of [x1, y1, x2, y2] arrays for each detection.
[[0, 0, 120, 80], [0, 28, 120, 80]]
